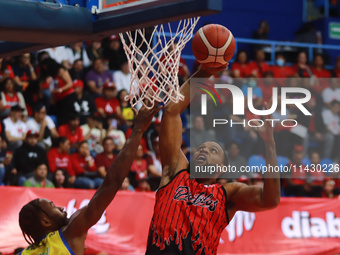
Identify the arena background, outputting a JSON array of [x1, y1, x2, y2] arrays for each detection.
[[0, 0, 340, 254]]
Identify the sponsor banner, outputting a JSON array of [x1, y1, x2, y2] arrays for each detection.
[[0, 187, 339, 254]]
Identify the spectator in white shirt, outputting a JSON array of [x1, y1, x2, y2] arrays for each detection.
[[322, 100, 340, 158], [4, 105, 27, 151], [26, 104, 59, 149], [322, 77, 340, 108], [41, 46, 70, 68], [65, 42, 91, 68], [113, 61, 131, 92], [81, 115, 105, 156], [106, 116, 126, 150]]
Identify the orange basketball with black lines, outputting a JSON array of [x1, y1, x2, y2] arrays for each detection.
[[192, 24, 236, 68]]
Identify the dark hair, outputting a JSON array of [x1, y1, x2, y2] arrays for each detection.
[[276, 53, 285, 59], [34, 163, 47, 171], [37, 51, 49, 64], [102, 136, 114, 145], [228, 141, 240, 150], [67, 114, 80, 122], [117, 89, 128, 102], [77, 141, 88, 153], [40, 58, 62, 78], [54, 136, 68, 148], [197, 141, 229, 166], [92, 58, 103, 67], [33, 104, 46, 114], [0, 77, 14, 92], [53, 169, 70, 188], [297, 51, 308, 62], [14, 247, 24, 255], [218, 142, 229, 166], [73, 58, 83, 64], [236, 50, 248, 63], [19, 199, 44, 245]]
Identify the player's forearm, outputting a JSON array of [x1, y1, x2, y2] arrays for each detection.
[[262, 140, 280, 208], [165, 69, 211, 115], [85, 127, 143, 227], [105, 127, 143, 185]]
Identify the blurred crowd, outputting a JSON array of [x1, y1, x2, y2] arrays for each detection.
[[0, 33, 339, 199], [191, 48, 340, 199]]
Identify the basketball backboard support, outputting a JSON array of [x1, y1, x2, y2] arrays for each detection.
[[93, 0, 222, 34], [0, 0, 221, 57]]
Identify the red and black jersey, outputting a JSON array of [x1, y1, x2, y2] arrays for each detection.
[[146, 169, 229, 255]]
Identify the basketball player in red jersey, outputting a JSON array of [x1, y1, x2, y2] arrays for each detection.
[[146, 65, 280, 255]]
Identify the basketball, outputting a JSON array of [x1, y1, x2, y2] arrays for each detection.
[[192, 24, 236, 68]]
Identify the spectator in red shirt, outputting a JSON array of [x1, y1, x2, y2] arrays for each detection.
[[292, 51, 313, 78], [130, 144, 151, 191], [47, 137, 75, 184], [40, 58, 78, 125], [332, 56, 340, 77], [247, 49, 271, 78], [95, 137, 116, 178], [231, 50, 251, 78], [284, 145, 307, 197], [272, 54, 295, 79], [95, 82, 125, 128], [0, 78, 27, 117], [58, 115, 84, 152], [307, 151, 325, 197], [311, 54, 331, 94], [0, 57, 15, 83], [311, 54, 331, 78], [72, 141, 103, 189], [322, 179, 337, 198], [258, 71, 278, 103]]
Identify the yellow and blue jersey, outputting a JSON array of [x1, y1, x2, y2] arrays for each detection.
[[20, 229, 75, 255]]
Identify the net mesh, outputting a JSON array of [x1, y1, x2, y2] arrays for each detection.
[[119, 17, 200, 108]]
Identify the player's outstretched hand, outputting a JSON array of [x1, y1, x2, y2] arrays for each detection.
[[133, 103, 162, 133], [253, 100, 275, 143], [200, 63, 229, 77]]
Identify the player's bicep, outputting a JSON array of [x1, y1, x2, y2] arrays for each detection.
[[227, 183, 266, 212], [159, 111, 188, 175], [63, 206, 89, 238]]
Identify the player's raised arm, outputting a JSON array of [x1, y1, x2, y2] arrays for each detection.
[[225, 102, 280, 213], [63, 104, 161, 239], [159, 65, 227, 186]]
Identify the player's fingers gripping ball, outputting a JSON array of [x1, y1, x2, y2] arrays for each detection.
[[192, 24, 236, 71]]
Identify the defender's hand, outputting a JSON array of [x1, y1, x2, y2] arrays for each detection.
[[253, 101, 275, 143], [133, 104, 162, 133]]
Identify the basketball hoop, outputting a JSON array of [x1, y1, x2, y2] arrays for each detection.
[[119, 17, 200, 108]]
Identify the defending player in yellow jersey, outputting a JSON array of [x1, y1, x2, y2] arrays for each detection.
[[18, 105, 160, 255], [20, 229, 74, 255]]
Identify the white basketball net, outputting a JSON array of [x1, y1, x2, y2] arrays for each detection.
[[119, 17, 200, 108]]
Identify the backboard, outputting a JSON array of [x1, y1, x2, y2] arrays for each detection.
[[0, 0, 222, 57]]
